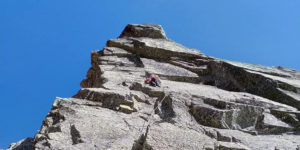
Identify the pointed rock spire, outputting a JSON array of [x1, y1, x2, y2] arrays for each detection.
[[119, 24, 167, 39]]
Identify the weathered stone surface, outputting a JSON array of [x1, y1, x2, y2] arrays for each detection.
[[216, 141, 250, 150], [9, 24, 300, 150], [119, 24, 167, 39], [8, 138, 34, 150]]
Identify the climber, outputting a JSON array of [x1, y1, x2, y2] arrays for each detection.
[[145, 74, 161, 87]]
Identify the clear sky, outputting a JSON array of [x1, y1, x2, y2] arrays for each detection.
[[1, 0, 300, 148]]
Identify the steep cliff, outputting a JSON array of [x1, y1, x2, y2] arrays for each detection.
[[9, 24, 300, 150]]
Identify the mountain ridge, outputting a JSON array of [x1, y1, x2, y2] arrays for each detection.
[[8, 24, 300, 150]]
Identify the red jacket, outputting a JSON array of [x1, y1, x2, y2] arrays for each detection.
[[146, 77, 152, 83]]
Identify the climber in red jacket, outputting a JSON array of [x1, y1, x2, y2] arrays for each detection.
[[145, 74, 161, 87]]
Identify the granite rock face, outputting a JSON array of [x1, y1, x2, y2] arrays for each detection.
[[9, 24, 300, 150]]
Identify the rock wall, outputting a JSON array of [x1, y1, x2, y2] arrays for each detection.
[[9, 24, 300, 150]]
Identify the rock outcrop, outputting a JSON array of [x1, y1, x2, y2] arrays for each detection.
[[9, 24, 300, 150]]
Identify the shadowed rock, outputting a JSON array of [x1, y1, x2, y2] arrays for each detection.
[[8, 138, 34, 150], [120, 24, 167, 39]]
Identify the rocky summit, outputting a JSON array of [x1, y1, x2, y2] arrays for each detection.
[[9, 24, 300, 150]]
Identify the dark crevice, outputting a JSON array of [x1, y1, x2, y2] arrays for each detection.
[[46, 111, 66, 125], [47, 126, 61, 133], [127, 55, 144, 67], [160, 95, 176, 120], [70, 125, 84, 145], [131, 125, 153, 150]]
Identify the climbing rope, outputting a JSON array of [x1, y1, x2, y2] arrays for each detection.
[[138, 91, 168, 135]]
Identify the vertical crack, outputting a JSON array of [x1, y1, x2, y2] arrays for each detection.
[[131, 125, 153, 150], [70, 125, 84, 145]]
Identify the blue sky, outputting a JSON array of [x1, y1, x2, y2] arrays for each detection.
[[1, 0, 299, 148]]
